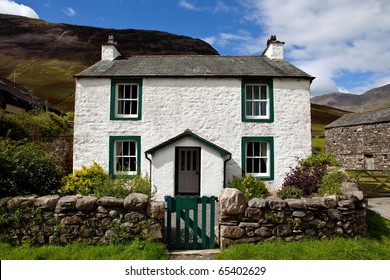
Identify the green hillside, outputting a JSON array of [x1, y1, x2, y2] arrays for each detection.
[[0, 14, 218, 112], [311, 103, 350, 152]]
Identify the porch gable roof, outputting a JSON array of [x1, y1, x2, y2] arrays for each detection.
[[145, 129, 231, 157]]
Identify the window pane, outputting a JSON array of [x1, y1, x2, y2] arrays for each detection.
[[254, 85, 260, 99], [131, 101, 138, 115], [124, 85, 131, 99], [254, 101, 260, 116], [246, 85, 252, 99], [122, 141, 129, 156], [181, 151, 185, 171], [260, 142, 267, 156], [187, 151, 191, 171], [118, 85, 124, 99], [260, 102, 267, 116], [193, 151, 197, 171], [130, 157, 136, 172], [253, 142, 260, 156], [129, 141, 136, 156], [246, 158, 253, 173], [246, 101, 253, 116], [247, 142, 253, 156], [117, 100, 124, 114], [260, 86, 267, 99], [253, 158, 260, 173], [131, 85, 138, 99], [260, 158, 267, 173], [125, 101, 131, 115]]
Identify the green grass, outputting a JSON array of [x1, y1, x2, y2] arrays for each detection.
[[0, 239, 169, 260], [216, 210, 390, 260]]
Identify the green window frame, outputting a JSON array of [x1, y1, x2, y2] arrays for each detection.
[[109, 136, 141, 177], [242, 137, 274, 180], [242, 79, 274, 122], [110, 79, 142, 120]]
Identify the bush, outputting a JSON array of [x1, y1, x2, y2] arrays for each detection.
[[0, 140, 63, 196], [60, 162, 153, 199], [60, 162, 110, 196], [302, 152, 341, 168], [282, 165, 327, 196], [318, 171, 347, 195], [229, 175, 268, 199], [277, 186, 303, 199], [0, 109, 68, 141], [282, 152, 341, 196]]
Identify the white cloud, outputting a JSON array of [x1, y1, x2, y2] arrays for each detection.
[[62, 7, 76, 17], [0, 0, 39, 18], [178, 0, 199, 11], [237, 0, 390, 95]]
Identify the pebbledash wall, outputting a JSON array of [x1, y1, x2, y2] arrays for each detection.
[[218, 187, 367, 249], [74, 77, 311, 200], [0, 194, 165, 245]]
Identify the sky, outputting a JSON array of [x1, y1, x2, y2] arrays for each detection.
[[1, 0, 390, 96]]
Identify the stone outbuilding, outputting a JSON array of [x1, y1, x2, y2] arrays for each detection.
[[73, 35, 314, 200], [325, 107, 390, 170]]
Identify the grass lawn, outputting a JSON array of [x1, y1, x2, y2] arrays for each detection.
[[1, 210, 389, 260], [0, 239, 169, 260], [216, 209, 390, 260]]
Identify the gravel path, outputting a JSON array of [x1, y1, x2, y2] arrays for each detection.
[[367, 197, 390, 220]]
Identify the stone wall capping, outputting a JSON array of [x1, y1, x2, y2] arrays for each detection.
[[285, 198, 306, 209], [248, 197, 268, 208], [96, 196, 123, 207], [7, 194, 38, 209]]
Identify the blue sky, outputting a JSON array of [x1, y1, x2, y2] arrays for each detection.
[[1, 0, 390, 96]]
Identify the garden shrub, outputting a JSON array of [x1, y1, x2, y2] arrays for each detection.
[[0, 109, 68, 141], [60, 162, 110, 196], [60, 162, 153, 198], [0, 140, 63, 196], [318, 171, 347, 195], [282, 152, 341, 196], [277, 186, 303, 199], [229, 175, 268, 199]]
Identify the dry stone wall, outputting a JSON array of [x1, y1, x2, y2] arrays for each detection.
[[218, 187, 367, 249], [0, 193, 165, 245]]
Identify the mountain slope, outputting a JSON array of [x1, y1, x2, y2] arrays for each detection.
[[0, 14, 218, 111], [311, 84, 390, 112]]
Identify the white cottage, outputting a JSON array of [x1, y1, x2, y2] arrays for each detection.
[[74, 35, 314, 200]]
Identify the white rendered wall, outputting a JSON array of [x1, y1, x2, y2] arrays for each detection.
[[74, 77, 312, 198]]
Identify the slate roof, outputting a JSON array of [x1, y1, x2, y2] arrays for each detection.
[[325, 107, 390, 129], [76, 55, 314, 80], [0, 76, 61, 114]]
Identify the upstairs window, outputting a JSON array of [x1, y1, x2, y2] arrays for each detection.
[[242, 79, 273, 122], [110, 79, 142, 120]]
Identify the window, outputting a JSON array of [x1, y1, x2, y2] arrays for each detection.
[[242, 137, 274, 180], [109, 136, 141, 176], [242, 79, 273, 122], [110, 79, 142, 120]]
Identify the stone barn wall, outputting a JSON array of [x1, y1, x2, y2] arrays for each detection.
[[325, 122, 390, 170]]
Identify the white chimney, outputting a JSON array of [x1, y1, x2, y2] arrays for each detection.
[[263, 35, 284, 60], [101, 35, 122, 61]]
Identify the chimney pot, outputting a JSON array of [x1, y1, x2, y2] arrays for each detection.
[[263, 35, 285, 60]]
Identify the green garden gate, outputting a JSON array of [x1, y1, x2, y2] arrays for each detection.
[[165, 196, 216, 250]]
